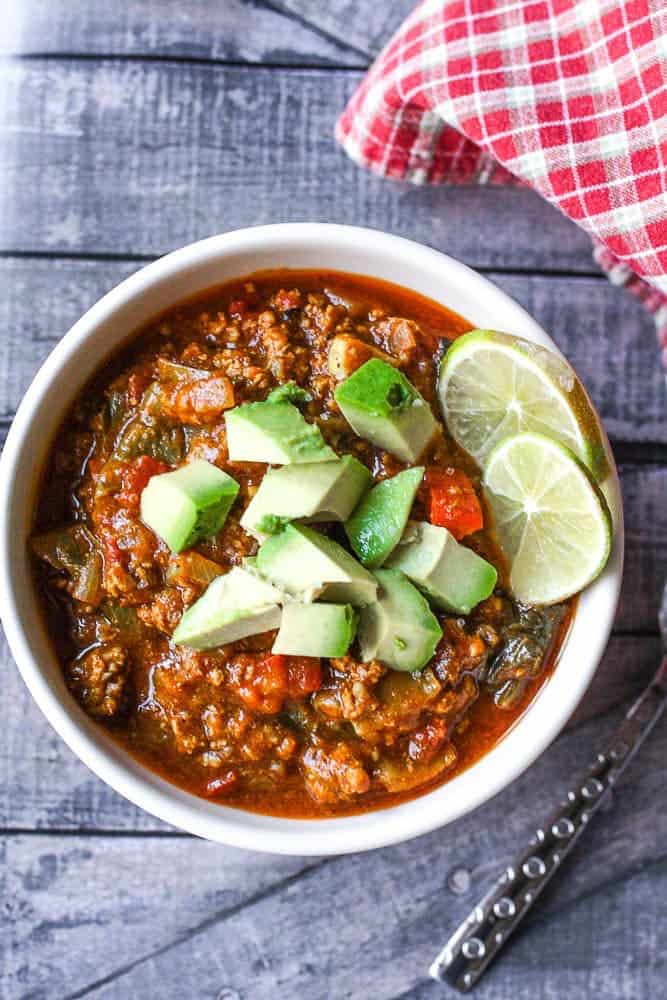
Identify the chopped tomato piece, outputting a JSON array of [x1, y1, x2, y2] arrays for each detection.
[[118, 456, 169, 510], [285, 656, 322, 697], [229, 654, 287, 715], [205, 771, 238, 797], [229, 654, 322, 715], [425, 467, 483, 539]]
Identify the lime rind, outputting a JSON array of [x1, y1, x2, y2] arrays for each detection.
[[483, 431, 612, 605], [439, 330, 604, 479]]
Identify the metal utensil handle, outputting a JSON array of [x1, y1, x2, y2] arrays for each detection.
[[430, 657, 667, 993]]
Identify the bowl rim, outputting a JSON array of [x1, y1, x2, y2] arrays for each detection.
[[0, 223, 624, 854]]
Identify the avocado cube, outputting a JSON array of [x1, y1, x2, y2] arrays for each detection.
[[241, 456, 372, 540], [272, 602, 357, 657], [358, 568, 442, 672], [225, 399, 335, 464], [334, 359, 437, 463], [140, 459, 239, 553], [386, 520, 497, 614], [256, 524, 377, 606], [344, 466, 423, 568], [172, 566, 283, 649]]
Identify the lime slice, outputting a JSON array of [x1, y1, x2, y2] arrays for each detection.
[[483, 432, 612, 605], [438, 330, 605, 478]]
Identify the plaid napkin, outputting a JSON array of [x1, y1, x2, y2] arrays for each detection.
[[336, 0, 667, 366]]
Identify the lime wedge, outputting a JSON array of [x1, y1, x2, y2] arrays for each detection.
[[483, 432, 612, 605], [438, 330, 605, 478]]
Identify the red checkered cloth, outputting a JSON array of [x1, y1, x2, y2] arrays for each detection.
[[336, 0, 667, 366]]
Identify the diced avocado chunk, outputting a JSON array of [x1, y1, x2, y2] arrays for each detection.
[[334, 359, 437, 463], [241, 456, 372, 540], [344, 466, 423, 568], [358, 568, 442, 672], [172, 566, 283, 649], [225, 398, 335, 464], [256, 524, 377, 606], [272, 602, 357, 657], [140, 459, 239, 553], [386, 520, 497, 614]]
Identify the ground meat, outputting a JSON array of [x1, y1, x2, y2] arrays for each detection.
[[431, 674, 478, 722], [136, 588, 184, 634], [96, 506, 163, 596], [67, 644, 130, 717], [304, 297, 347, 338], [161, 691, 299, 766], [213, 348, 272, 393], [329, 656, 386, 685], [313, 656, 386, 723], [200, 703, 295, 764], [179, 342, 214, 367], [301, 743, 370, 804], [431, 619, 496, 686], [254, 310, 311, 383]]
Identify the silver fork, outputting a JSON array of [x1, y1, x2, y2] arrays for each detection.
[[430, 579, 667, 992]]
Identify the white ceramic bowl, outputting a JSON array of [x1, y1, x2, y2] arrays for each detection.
[[0, 224, 623, 855]]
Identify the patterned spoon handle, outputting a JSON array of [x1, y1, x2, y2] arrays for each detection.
[[429, 656, 667, 993]]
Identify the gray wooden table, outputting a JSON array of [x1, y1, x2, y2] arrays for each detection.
[[1, 3, 666, 998]]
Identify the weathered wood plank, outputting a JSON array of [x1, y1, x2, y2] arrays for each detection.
[[409, 863, 667, 1000], [0, 258, 663, 444], [277, 0, 414, 56], [2, 834, 320, 999], [616, 464, 666, 634], [2, 0, 362, 66], [0, 60, 598, 271], [4, 698, 665, 999], [87, 864, 667, 1000], [0, 633, 659, 833]]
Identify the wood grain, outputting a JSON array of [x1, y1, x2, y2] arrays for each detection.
[[0, 59, 599, 272], [3, 835, 321, 998], [276, 0, 415, 56], [0, 633, 659, 834], [4, 697, 665, 999], [0, 258, 663, 442], [2, 0, 362, 66], [83, 864, 667, 1000]]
